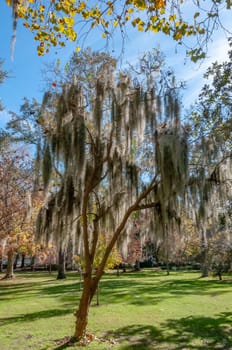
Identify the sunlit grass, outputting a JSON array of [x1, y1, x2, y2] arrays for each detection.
[[0, 270, 232, 349]]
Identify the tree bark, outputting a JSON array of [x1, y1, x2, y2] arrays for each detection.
[[0, 253, 3, 272], [13, 253, 19, 270], [200, 228, 208, 277], [21, 253, 25, 269], [73, 277, 97, 341], [31, 255, 36, 271], [57, 248, 66, 279], [3, 249, 15, 279]]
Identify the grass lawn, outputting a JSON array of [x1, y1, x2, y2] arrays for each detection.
[[0, 269, 232, 350]]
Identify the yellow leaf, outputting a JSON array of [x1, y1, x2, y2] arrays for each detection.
[[156, 0, 166, 9], [127, 8, 134, 14], [39, 5, 45, 12], [63, 16, 75, 27], [169, 14, 176, 22], [77, 2, 86, 11], [174, 32, 183, 40]]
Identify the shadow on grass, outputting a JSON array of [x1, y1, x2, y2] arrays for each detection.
[[0, 274, 80, 301], [1, 270, 231, 308], [39, 271, 232, 308], [41, 282, 80, 296], [106, 312, 232, 350], [164, 311, 232, 350], [106, 324, 162, 350], [0, 308, 72, 326], [96, 272, 232, 306], [0, 274, 59, 300]]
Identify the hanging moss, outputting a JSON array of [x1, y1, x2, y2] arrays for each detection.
[[51, 134, 58, 155], [56, 94, 68, 133], [56, 184, 64, 208], [42, 91, 52, 106], [94, 79, 104, 134], [210, 166, 220, 184], [62, 124, 72, 167], [115, 102, 122, 143], [36, 56, 193, 267], [36, 209, 43, 238], [198, 201, 206, 220], [42, 143, 52, 188], [34, 143, 42, 190], [65, 176, 75, 215]]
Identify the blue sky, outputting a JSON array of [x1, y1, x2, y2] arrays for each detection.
[[0, 1, 231, 127]]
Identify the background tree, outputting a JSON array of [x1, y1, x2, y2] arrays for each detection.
[[188, 37, 232, 276], [36, 50, 188, 342], [0, 144, 33, 279], [6, 97, 43, 145]]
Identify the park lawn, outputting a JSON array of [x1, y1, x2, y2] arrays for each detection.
[[0, 270, 232, 350]]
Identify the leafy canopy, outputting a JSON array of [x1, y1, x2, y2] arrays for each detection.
[[6, 0, 232, 60]]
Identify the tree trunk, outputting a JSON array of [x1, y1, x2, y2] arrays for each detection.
[[21, 253, 25, 269], [31, 255, 36, 271], [57, 248, 66, 279], [0, 257, 3, 272], [200, 228, 208, 277], [96, 282, 100, 306], [73, 277, 97, 341], [13, 253, 19, 270], [3, 249, 15, 279], [135, 260, 141, 271]]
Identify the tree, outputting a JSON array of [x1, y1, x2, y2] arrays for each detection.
[[6, 97, 43, 145], [36, 50, 188, 342], [0, 144, 33, 279], [6, 0, 232, 61], [188, 37, 232, 276]]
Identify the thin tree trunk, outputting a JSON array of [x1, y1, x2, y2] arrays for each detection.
[[79, 268, 82, 291], [0, 255, 3, 272], [13, 253, 19, 270], [3, 249, 15, 279], [73, 277, 97, 341], [31, 255, 36, 271], [57, 248, 66, 279], [201, 228, 208, 277], [135, 260, 141, 271], [165, 239, 170, 276], [96, 282, 100, 306], [21, 253, 25, 269]]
